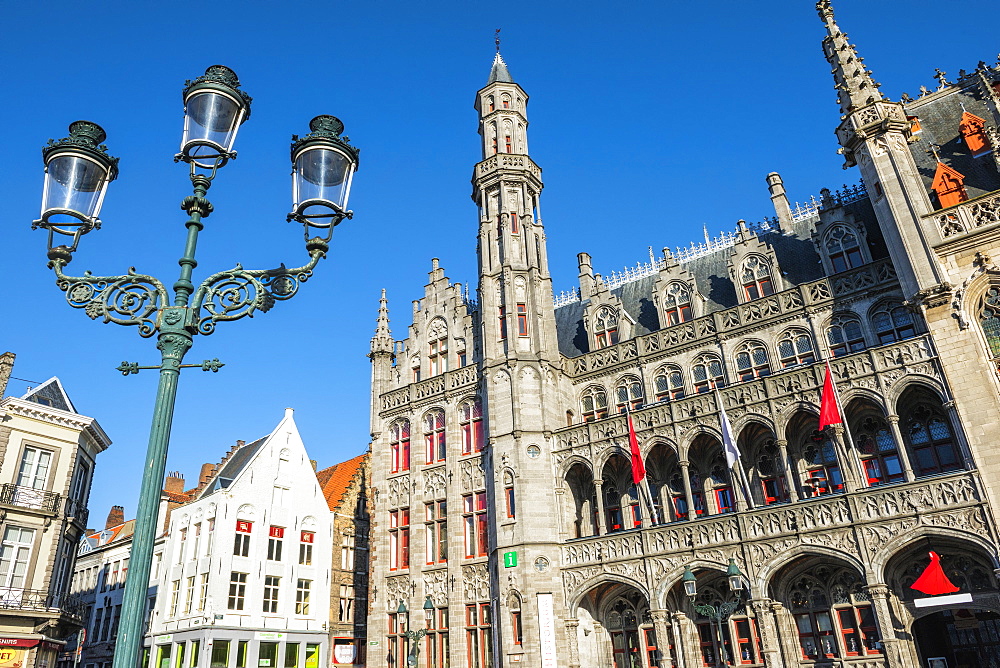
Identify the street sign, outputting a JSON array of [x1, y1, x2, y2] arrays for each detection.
[[503, 551, 518, 568]]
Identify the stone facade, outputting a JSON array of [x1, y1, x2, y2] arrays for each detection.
[[366, 7, 1000, 668]]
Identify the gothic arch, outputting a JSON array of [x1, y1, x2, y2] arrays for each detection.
[[651, 558, 731, 610], [885, 375, 948, 411], [773, 400, 819, 438], [731, 413, 777, 439], [836, 385, 888, 412], [759, 547, 870, 599], [677, 424, 724, 458], [566, 573, 650, 616], [873, 526, 999, 578], [557, 454, 594, 480]]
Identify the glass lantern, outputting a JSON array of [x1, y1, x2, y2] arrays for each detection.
[[179, 65, 251, 168], [727, 558, 744, 593], [290, 115, 360, 232], [682, 566, 698, 599], [38, 121, 118, 237]]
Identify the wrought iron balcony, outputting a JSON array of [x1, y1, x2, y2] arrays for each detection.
[[64, 496, 90, 527], [0, 483, 60, 513], [0, 587, 85, 621]]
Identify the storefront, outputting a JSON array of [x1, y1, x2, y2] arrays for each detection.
[[0, 638, 63, 668]]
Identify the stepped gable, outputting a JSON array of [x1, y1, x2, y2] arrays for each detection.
[[317, 453, 367, 512], [903, 70, 1000, 200]]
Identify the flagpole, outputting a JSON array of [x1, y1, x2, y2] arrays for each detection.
[[716, 389, 756, 510], [625, 405, 658, 525], [825, 361, 865, 487]]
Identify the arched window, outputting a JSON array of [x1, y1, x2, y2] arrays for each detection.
[[777, 330, 815, 368], [757, 441, 788, 505], [460, 399, 484, 455], [581, 386, 609, 422], [905, 404, 961, 476], [856, 416, 903, 485], [663, 282, 692, 325], [825, 226, 864, 273], [614, 377, 644, 412], [490, 121, 498, 155], [653, 366, 685, 401], [503, 471, 515, 519], [693, 354, 725, 393], [709, 459, 735, 514], [594, 307, 620, 348], [741, 256, 774, 300], [487, 95, 495, 112], [785, 567, 881, 660], [424, 410, 446, 464], [802, 433, 843, 496], [428, 320, 448, 376], [978, 285, 1000, 362], [604, 484, 623, 532], [389, 421, 411, 473], [411, 354, 421, 383], [501, 94, 511, 109], [827, 316, 866, 357], [735, 341, 771, 381], [871, 302, 916, 344]]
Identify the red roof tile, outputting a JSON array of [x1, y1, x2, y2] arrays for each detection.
[[316, 453, 367, 512]]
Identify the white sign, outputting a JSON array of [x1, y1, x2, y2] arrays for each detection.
[[333, 645, 356, 664], [913, 592, 973, 608], [156, 636, 173, 645], [537, 593, 557, 668], [256, 632, 287, 641]]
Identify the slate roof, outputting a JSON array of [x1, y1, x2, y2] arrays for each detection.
[[21, 377, 76, 413], [317, 453, 367, 513], [553, 196, 885, 358], [903, 72, 1000, 201], [488, 52, 513, 84], [196, 437, 267, 498]]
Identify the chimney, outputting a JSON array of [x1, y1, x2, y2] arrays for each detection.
[[164, 471, 185, 494], [577, 252, 595, 298], [199, 463, 216, 485], [0, 352, 15, 398], [766, 172, 793, 233], [106, 505, 125, 529]]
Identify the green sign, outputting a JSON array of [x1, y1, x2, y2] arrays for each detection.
[[503, 551, 518, 568]]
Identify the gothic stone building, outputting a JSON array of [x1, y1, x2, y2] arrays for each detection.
[[366, 4, 1000, 667]]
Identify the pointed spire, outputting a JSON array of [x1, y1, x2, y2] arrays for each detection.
[[817, 0, 883, 115], [488, 51, 514, 84], [370, 289, 394, 356]]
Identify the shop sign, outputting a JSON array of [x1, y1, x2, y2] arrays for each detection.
[[0, 641, 38, 649], [332, 644, 355, 664], [255, 633, 285, 641], [0, 649, 24, 668]]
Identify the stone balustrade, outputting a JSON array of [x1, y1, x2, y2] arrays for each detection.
[[927, 188, 1000, 244], [380, 365, 479, 415]]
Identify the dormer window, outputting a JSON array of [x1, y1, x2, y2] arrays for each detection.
[[825, 225, 864, 273], [594, 307, 620, 348], [741, 256, 774, 300], [663, 282, 692, 325], [428, 321, 448, 376], [907, 116, 922, 134], [931, 162, 968, 209], [959, 111, 989, 156]]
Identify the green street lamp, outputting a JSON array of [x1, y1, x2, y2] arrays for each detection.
[[396, 597, 435, 666], [684, 560, 748, 667], [33, 66, 359, 668]]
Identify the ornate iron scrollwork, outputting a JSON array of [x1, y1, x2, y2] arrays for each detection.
[[53, 264, 168, 338]]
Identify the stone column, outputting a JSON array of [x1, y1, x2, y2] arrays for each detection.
[[671, 611, 695, 668], [594, 479, 608, 535], [750, 598, 783, 667], [555, 485, 569, 540], [564, 619, 581, 668], [945, 400, 977, 469], [886, 415, 914, 481], [865, 583, 906, 668], [776, 439, 799, 502], [680, 461, 696, 521], [769, 600, 802, 668], [650, 610, 671, 667]]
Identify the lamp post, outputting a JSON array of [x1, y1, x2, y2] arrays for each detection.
[[396, 597, 434, 666], [32, 65, 360, 668], [683, 560, 748, 667]]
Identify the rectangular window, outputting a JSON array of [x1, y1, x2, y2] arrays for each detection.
[[206, 518, 215, 555], [300, 531, 314, 565], [267, 527, 284, 561], [198, 573, 209, 611], [505, 486, 515, 519], [304, 644, 320, 668], [516, 303, 528, 336], [465, 603, 493, 668], [341, 534, 355, 571], [236, 642, 248, 668], [283, 644, 298, 668], [426, 607, 449, 668], [16, 446, 53, 490], [110, 561, 120, 588], [0, 527, 36, 589], [498, 307, 507, 340], [210, 641, 229, 668], [192, 523, 201, 559], [389, 509, 411, 569], [339, 583, 355, 622], [257, 643, 276, 668], [463, 492, 489, 558], [263, 575, 280, 613], [234, 521, 251, 557], [425, 500, 448, 564], [110, 605, 122, 639], [169, 580, 180, 616], [511, 610, 522, 645], [296, 579, 311, 615], [184, 575, 195, 614], [178, 528, 187, 563], [715, 488, 735, 514], [175, 641, 186, 668], [190, 640, 200, 667], [227, 572, 247, 610]]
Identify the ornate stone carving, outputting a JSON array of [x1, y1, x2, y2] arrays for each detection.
[[463, 563, 490, 601], [385, 575, 411, 610], [461, 456, 486, 491], [424, 467, 448, 498], [387, 475, 410, 507], [423, 569, 449, 606]]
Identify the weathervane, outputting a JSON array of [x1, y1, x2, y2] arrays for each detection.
[[495, 28, 501, 52]]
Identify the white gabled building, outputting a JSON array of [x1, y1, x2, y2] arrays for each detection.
[[145, 409, 333, 668]]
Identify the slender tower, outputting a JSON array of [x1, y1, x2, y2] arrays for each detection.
[[818, 0, 946, 300], [369, 289, 394, 438]]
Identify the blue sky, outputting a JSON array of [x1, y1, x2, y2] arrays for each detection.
[[0, 0, 995, 526]]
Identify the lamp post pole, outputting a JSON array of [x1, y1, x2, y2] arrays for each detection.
[[33, 66, 360, 668]]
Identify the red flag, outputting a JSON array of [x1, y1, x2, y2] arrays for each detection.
[[819, 362, 842, 431], [627, 410, 645, 485], [910, 551, 960, 596]]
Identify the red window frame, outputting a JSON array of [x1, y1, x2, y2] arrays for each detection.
[[498, 307, 507, 340], [504, 135, 512, 152], [389, 508, 410, 570], [390, 421, 411, 473], [424, 411, 446, 464], [516, 303, 528, 336], [511, 609, 522, 645], [743, 276, 774, 301], [510, 214, 519, 234], [461, 400, 484, 455], [505, 486, 515, 519], [714, 487, 735, 514], [462, 492, 489, 558], [465, 603, 492, 668], [424, 500, 447, 565]]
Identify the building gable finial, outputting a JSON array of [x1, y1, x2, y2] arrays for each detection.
[[495, 28, 501, 53], [370, 289, 394, 356], [817, 0, 883, 116]]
